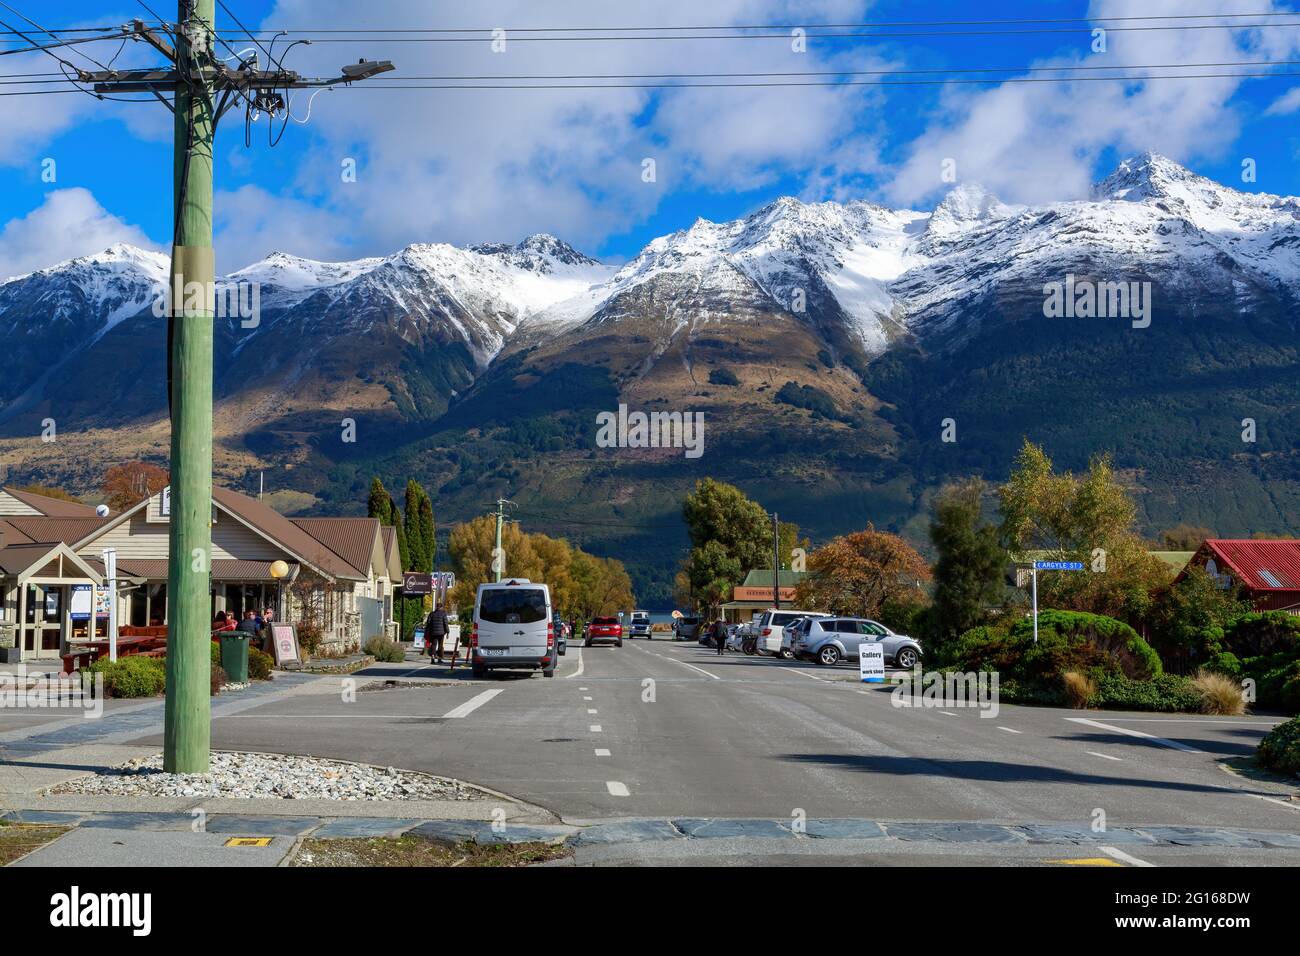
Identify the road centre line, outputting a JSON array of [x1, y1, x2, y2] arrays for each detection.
[[590, 724, 602, 733], [587, 709, 598, 714], [441, 689, 503, 719], [997, 726, 1022, 734], [595, 748, 611, 757], [1064, 717, 1204, 753], [606, 781, 630, 796], [1086, 751, 1123, 761], [633, 644, 720, 680]]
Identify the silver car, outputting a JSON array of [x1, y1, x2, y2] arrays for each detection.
[[790, 617, 922, 668]]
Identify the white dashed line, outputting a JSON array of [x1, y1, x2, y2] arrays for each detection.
[[583, 696, 592, 701], [1100, 846, 1155, 868], [1065, 717, 1204, 754], [594, 748, 611, 757], [1086, 751, 1123, 761], [440, 689, 503, 719], [590, 724, 602, 733], [997, 726, 1022, 734], [939, 711, 958, 717], [587, 709, 598, 715], [606, 781, 630, 797]]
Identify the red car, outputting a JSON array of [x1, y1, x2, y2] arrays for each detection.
[[585, 616, 623, 647]]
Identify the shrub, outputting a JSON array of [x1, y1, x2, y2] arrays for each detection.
[[247, 648, 274, 681], [363, 634, 405, 663], [1248, 655, 1300, 715], [210, 640, 221, 669], [211, 664, 227, 696], [948, 611, 1161, 696], [89, 656, 166, 698], [1090, 673, 1202, 713], [1204, 651, 1242, 679], [1257, 715, 1300, 776], [1062, 671, 1095, 708], [296, 619, 324, 659], [1224, 612, 1300, 658], [708, 367, 739, 386], [1189, 669, 1245, 715]]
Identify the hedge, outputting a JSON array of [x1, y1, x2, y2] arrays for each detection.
[[87, 655, 166, 698], [1257, 715, 1300, 776]]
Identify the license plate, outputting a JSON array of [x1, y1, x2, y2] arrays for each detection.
[[479, 648, 507, 657]]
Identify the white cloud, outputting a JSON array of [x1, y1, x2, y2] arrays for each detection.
[[883, 0, 1300, 207], [1264, 87, 1300, 116], [0, 188, 159, 280], [207, 0, 885, 267]]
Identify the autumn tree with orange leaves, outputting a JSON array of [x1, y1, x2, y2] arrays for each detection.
[[794, 528, 931, 619], [102, 461, 169, 513]]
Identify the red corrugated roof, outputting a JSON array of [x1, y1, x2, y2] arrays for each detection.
[[1204, 539, 1300, 591]]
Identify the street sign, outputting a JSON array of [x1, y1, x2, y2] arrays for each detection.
[[859, 642, 885, 683], [1029, 561, 1085, 644], [402, 572, 433, 595]]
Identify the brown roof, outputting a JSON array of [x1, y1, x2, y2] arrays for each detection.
[[3, 487, 97, 517], [292, 517, 380, 579], [2, 515, 109, 546], [211, 486, 363, 580], [0, 542, 62, 575], [379, 525, 401, 579], [116, 558, 298, 582], [0, 518, 35, 547]]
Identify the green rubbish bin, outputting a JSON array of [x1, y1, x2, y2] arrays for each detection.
[[219, 633, 250, 684]]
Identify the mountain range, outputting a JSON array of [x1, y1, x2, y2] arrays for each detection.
[[2, 151, 1298, 604]]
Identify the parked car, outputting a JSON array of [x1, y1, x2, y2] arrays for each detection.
[[629, 610, 652, 639], [753, 608, 829, 657], [790, 616, 923, 668], [672, 615, 701, 641], [586, 616, 623, 647], [552, 614, 568, 656], [471, 578, 556, 678]]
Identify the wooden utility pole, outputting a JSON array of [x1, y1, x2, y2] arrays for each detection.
[[81, 6, 393, 773]]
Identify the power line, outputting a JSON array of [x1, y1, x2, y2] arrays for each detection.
[[6, 66, 1299, 97], [359, 58, 1300, 82], [207, 12, 1300, 33], [208, 21, 1300, 43], [323, 70, 1300, 91]]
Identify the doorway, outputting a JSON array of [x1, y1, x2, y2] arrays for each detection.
[[22, 583, 64, 659]]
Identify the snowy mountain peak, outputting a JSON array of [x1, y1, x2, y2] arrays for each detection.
[[926, 183, 1013, 238], [1092, 151, 1207, 203], [471, 233, 599, 272]]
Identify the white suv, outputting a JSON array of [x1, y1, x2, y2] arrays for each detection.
[[754, 608, 829, 657]]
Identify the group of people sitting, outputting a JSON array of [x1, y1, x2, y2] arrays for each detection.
[[212, 607, 275, 652]]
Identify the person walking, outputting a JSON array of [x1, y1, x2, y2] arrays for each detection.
[[713, 618, 726, 655], [424, 602, 449, 664]]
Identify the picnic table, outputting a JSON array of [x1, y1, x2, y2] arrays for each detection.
[[62, 633, 168, 673]]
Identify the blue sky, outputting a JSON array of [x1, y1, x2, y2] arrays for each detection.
[[4, 0, 1300, 275]]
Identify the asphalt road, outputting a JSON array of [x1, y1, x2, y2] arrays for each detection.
[[110, 636, 1300, 865]]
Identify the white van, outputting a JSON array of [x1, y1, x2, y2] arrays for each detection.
[[629, 610, 652, 639], [471, 579, 556, 678], [754, 608, 830, 657]]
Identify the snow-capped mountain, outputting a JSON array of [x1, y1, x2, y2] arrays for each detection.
[[3, 152, 1299, 439]]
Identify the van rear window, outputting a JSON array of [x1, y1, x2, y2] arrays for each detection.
[[479, 589, 547, 624]]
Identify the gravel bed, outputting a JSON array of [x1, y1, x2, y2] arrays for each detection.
[[49, 751, 486, 801]]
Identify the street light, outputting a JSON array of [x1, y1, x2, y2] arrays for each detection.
[[270, 560, 289, 621]]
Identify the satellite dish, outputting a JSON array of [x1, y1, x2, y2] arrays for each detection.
[[95, 504, 110, 518]]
